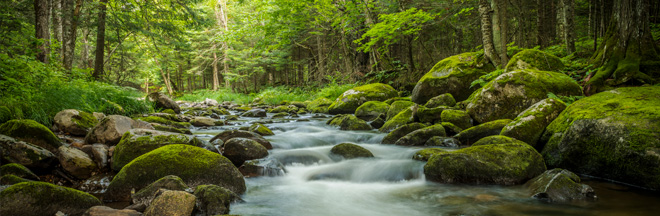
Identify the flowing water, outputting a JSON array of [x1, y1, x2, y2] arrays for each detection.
[[193, 113, 660, 216]]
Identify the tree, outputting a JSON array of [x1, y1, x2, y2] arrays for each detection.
[[561, 0, 576, 54], [62, 0, 83, 70], [34, 0, 50, 63], [92, 0, 108, 80], [479, 0, 500, 68]]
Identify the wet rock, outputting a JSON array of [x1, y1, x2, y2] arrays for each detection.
[[78, 174, 112, 194], [330, 143, 374, 159], [190, 117, 223, 127], [144, 189, 196, 216], [412, 148, 447, 161], [132, 175, 188, 207], [328, 83, 398, 114], [424, 93, 456, 108], [380, 106, 415, 132], [249, 123, 274, 136], [395, 124, 446, 146], [369, 115, 386, 129], [505, 49, 564, 72], [306, 97, 333, 114], [525, 168, 596, 202], [210, 130, 273, 150], [136, 116, 191, 129], [239, 158, 286, 177], [112, 129, 203, 171], [147, 92, 181, 114], [271, 112, 289, 118], [85, 115, 155, 145], [472, 135, 522, 146], [0, 182, 101, 216], [0, 134, 56, 169], [105, 145, 245, 201], [424, 136, 460, 147], [355, 101, 390, 121], [203, 98, 219, 107], [242, 108, 267, 117], [0, 163, 39, 180], [83, 206, 142, 216], [326, 114, 372, 131], [454, 119, 512, 146], [58, 146, 97, 179], [415, 106, 449, 124], [381, 123, 427, 144], [54, 109, 99, 136], [194, 185, 241, 215], [441, 109, 472, 130], [500, 98, 566, 148], [440, 122, 463, 136], [151, 124, 192, 134], [0, 119, 61, 153], [223, 138, 269, 167], [386, 100, 415, 121]]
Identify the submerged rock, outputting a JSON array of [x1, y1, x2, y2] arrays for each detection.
[[326, 114, 372, 131], [0, 182, 101, 216], [454, 119, 512, 146], [395, 124, 446, 146], [223, 138, 269, 167], [147, 92, 181, 114], [500, 98, 566, 148], [525, 168, 596, 203], [85, 115, 154, 145], [330, 143, 374, 159], [111, 129, 203, 171], [0, 119, 61, 153], [54, 109, 98, 136], [0, 134, 56, 169], [328, 83, 398, 114]]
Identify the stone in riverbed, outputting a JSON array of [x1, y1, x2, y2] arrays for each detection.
[[0, 163, 39, 180], [85, 115, 154, 145], [525, 168, 596, 203], [306, 97, 333, 114], [394, 124, 446, 146], [412, 148, 447, 161], [500, 98, 566, 148], [380, 107, 415, 132], [0, 174, 32, 185], [131, 175, 189, 207], [0, 119, 62, 153], [454, 119, 512, 146], [190, 117, 224, 127], [330, 143, 374, 159], [82, 206, 142, 216], [328, 83, 398, 115], [242, 108, 267, 117], [0, 182, 101, 216], [210, 129, 273, 150], [223, 138, 269, 167], [424, 93, 456, 108], [441, 109, 472, 130], [144, 189, 196, 216], [54, 109, 98, 136], [471, 135, 522, 146], [424, 136, 460, 147], [249, 123, 274, 136], [194, 184, 241, 216], [505, 49, 565, 72], [355, 101, 390, 121], [0, 134, 56, 169], [111, 129, 203, 171], [147, 92, 181, 114], [381, 123, 427, 144], [58, 145, 97, 179], [326, 114, 372, 131], [386, 100, 415, 121]]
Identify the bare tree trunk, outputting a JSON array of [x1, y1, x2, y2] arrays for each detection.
[[212, 47, 219, 91], [35, 0, 51, 64], [216, 0, 231, 88], [496, 0, 509, 65], [92, 0, 108, 80], [52, 0, 62, 59], [480, 0, 501, 68], [561, 0, 576, 54], [62, 0, 83, 70]]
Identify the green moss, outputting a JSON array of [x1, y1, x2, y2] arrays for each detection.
[[111, 130, 202, 171], [71, 110, 98, 130], [330, 143, 374, 159], [0, 163, 38, 180], [152, 124, 192, 134], [0, 181, 101, 216], [137, 116, 191, 129], [395, 124, 446, 146], [194, 184, 239, 215], [501, 98, 566, 148], [383, 97, 411, 105], [307, 97, 333, 113], [0, 106, 12, 124], [441, 109, 472, 129], [249, 123, 274, 136], [380, 107, 415, 132], [355, 101, 390, 120], [505, 49, 564, 72], [416, 106, 449, 124], [381, 122, 427, 144], [132, 175, 189, 204], [0, 174, 32, 185], [162, 109, 176, 114], [472, 135, 521, 146], [425, 93, 456, 108], [412, 148, 447, 161], [0, 119, 61, 152], [440, 122, 463, 135], [454, 119, 512, 146], [327, 114, 372, 131], [328, 83, 398, 114]]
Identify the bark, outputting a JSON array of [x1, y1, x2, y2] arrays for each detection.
[[52, 0, 62, 58], [216, 0, 231, 88], [92, 0, 108, 80], [35, 0, 50, 64], [479, 0, 501, 68], [491, 0, 508, 66], [62, 0, 83, 70], [212, 46, 220, 91], [562, 0, 576, 54]]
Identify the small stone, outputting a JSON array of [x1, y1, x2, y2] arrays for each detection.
[[144, 190, 196, 216]]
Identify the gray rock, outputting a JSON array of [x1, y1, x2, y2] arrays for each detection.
[[83, 206, 142, 216], [144, 190, 195, 216], [0, 135, 56, 169], [54, 109, 99, 136], [210, 130, 273, 150], [223, 138, 269, 167], [85, 115, 154, 145], [58, 146, 97, 179], [194, 185, 241, 215], [525, 168, 596, 202], [147, 92, 181, 114], [242, 109, 267, 117]]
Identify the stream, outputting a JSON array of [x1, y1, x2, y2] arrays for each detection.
[[193, 113, 660, 216]]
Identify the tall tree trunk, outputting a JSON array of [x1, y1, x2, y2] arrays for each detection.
[[481, 0, 501, 68], [62, 0, 83, 70], [92, 0, 108, 80], [81, 28, 91, 68], [491, 0, 509, 67], [212, 47, 220, 91], [35, 0, 50, 64], [52, 0, 62, 59], [562, 0, 576, 54], [216, 0, 231, 88]]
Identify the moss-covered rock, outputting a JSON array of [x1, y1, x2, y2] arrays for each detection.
[[271, 112, 289, 118], [112, 129, 203, 171], [144, 189, 196, 216], [383, 97, 411, 105], [105, 145, 245, 201], [500, 98, 566, 148], [194, 185, 241, 215], [411, 52, 496, 104], [147, 92, 181, 114], [210, 130, 273, 150], [307, 97, 333, 114], [242, 109, 267, 117], [249, 123, 274, 136], [395, 124, 446, 146], [471, 135, 523, 146], [425, 93, 457, 108], [415, 106, 449, 124], [328, 83, 398, 114], [380, 107, 415, 132], [454, 119, 512, 146], [0, 119, 61, 153], [525, 168, 596, 202], [505, 49, 565, 72], [386, 100, 415, 121], [440, 122, 463, 136], [223, 138, 269, 167], [412, 148, 447, 161], [162, 109, 176, 114], [86, 115, 155, 145], [83, 206, 142, 216], [330, 143, 374, 159], [132, 175, 188, 206], [424, 136, 460, 147], [540, 87, 660, 190], [152, 124, 192, 134], [54, 109, 98, 136], [0, 134, 56, 169], [369, 115, 386, 129], [0, 182, 101, 216], [0, 163, 38, 180], [381, 123, 427, 144], [58, 146, 97, 179], [441, 109, 472, 129], [137, 116, 192, 129], [190, 117, 224, 127], [268, 105, 294, 113], [0, 174, 32, 185], [424, 143, 546, 185], [466, 70, 582, 123], [326, 114, 372, 131], [355, 101, 390, 121]]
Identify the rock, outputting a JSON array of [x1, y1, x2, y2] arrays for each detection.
[[466, 70, 582, 123], [454, 119, 512, 146], [132, 175, 188, 207], [411, 52, 495, 104], [415, 106, 449, 124], [147, 92, 181, 114], [223, 138, 269, 167], [54, 109, 99, 136], [144, 190, 196, 216], [0, 106, 11, 124], [271, 112, 288, 118], [0, 163, 39, 180], [203, 98, 219, 107], [380, 107, 415, 132], [424, 136, 460, 147], [424, 142, 546, 185], [58, 146, 97, 179], [112, 129, 203, 171], [85, 115, 155, 145], [194, 185, 241, 215], [381, 123, 427, 144], [440, 122, 463, 136], [386, 100, 415, 121], [394, 124, 446, 146], [369, 115, 385, 129], [424, 93, 456, 108], [209, 130, 273, 150], [242, 109, 267, 117], [384, 97, 411, 105], [92, 112, 105, 121], [249, 123, 274, 136], [136, 116, 191, 129], [0, 182, 101, 216], [0, 134, 56, 169], [105, 145, 245, 201], [190, 117, 223, 127], [239, 158, 286, 177], [151, 124, 192, 135], [525, 168, 596, 202], [88, 144, 109, 169], [540, 86, 660, 190], [472, 135, 522, 146], [412, 148, 447, 161], [268, 105, 293, 113], [330, 143, 374, 159], [78, 174, 112, 194], [328, 83, 398, 114], [355, 101, 390, 121], [0, 119, 61, 153], [306, 97, 333, 113], [441, 109, 472, 129], [326, 114, 372, 131], [505, 49, 564, 72], [82, 206, 142, 216], [500, 98, 566, 148], [0, 174, 32, 185]]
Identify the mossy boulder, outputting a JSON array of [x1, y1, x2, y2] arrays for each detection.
[[330, 143, 374, 159], [440, 122, 463, 136], [210, 130, 273, 150], [505, 49, 564, 72], [415, 106, 449, 124], [386, 100, 415, 121], [147, 92, 181, 114], [355, 101, 390, 121], [424, 143, 546, 185], [85, 115, 155, 145], [381, 123, 427, 144], [326, 114, 372, 131], [223, 138, 269, 167], [83, 206, 142, 216], [268, 105, 294, 113], [412, 148, 447, 161], [454, 119, 512, 146], [191, 117, 224, 127], [500, 98, 566, 148], [369, 115, 386, 129], [144, 189, 196, 216], [525, 168, 596, 202], [425, 93, 457, 108], [54, 109, 98, 136], [105, 145, 246, 201], [472, 135, 522, 146], [307, 97, 333, 113], [152, 124, 192, 134], [194, 184, 241, 215], [242, 109, 267, 117], [424, 136, 460, 147], [441, 109, 472, 129], [111, 129, 203, 171], [466, 70, 582, 123], [0, 182, 101, 216], [0, 174, 32, 185], [58, 146, 97, 179], [132, 175, 189, 206], [0, 119, 61, 153], [328, 83, 398, 114], [411, 52, 496, 104], [271, 112, 289, 118], [380, 107, 415, 132], [0, 134, 56, 169], [540, 87, 660, 190], [384, 97, 411, 105], [249, 123, 274, 136], [0, 163, 39, 180], [137, 116, 191, 129], [395, 124, 446, 146]]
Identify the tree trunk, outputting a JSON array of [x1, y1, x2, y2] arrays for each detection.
[[491, 0, 509, 67], [212, 48, 220, 91], [62, 0, 83, 70], [586, 0, 660, 95], [35, 0, 50, 64], [52, 0, 62, 59], [92, 0, 108, 80], [479, 0, 501, 68], [561, 0, 576, 54]]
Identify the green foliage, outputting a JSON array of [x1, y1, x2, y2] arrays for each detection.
[[355, 8, 435, 53], [470, 69, 505, 88], [547, 92, 584, 106]]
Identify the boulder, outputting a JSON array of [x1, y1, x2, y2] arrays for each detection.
[[203, 98, 219, 107], [386, 100, 415, 121], [380, 107, 415, 132], [0, 182, 101, 216], [92, 112, 105, 121], [440, 122, 463, 136], [144, 190, 196, 216], [105, 145, 245, 201], [112, 129, 203, 171], [249, 123, 274, 136], [381, 123, 427, 144], [369, 115, 385, 129], [505, 49, 564, 72], [441, 109, 472, 129], [194, 185, 241, 215], [500, 98, 566, 148], [306, 97, 333, 113], [394, 124, 446, 146], [58, 146, 97, 179], [0, 163, 39, 180], [328, 83, 398, 114], [190, 117, 223, 127], [424, 93, 456, 108], [472, 135, 522, 146], [355, 101, 390, 121], [424, 136, 460, 148], [82, 206, 142, 216], [239, 158, 286, 177], [85, 115, 154, 145], [540, 87, 660, 190], [81, 144, 109, 170], [132, 175, 188, 207], [326, 114, 372, 131], [525, 168, 596, 202], [415, 106, 449, 124], [223, 138, 269, 167], [136, 116, 191, 129], [330, 143, 374, 159], [412, 148, 447, 161], [151, 124, 192, 135], [54, 109, 98, 136], [147, 92, 181, 114], [424, 142, 546, 185], [242, 109, 267, 117], [454, 119, 512, 146], [411, 52, 495, 104], [209, 130, 273, 150], [0, 119, 61, 153], [0, 174, 32, 185], [0, 134, 56, 169], [384, 97, 411, 105], [466, 70, 582, 123]]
